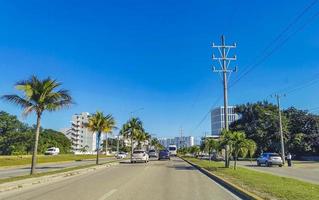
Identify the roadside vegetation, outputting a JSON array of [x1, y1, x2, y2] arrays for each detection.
[[184, 157, 319, 200], [0, 154, 112, 167], [0, 159, 118, 185]]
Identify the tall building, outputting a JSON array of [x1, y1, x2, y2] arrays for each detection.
[[158, 136, 194, 149], [65, 112, 97, 153], [211, 106, 239, 136]]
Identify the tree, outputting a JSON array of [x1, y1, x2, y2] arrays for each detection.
[[204, 138, 219, 161], [231, 101, 288, 155], [86, 111, 116, 165], [2, 76, 73, 174], [120, 117, 144, 163]]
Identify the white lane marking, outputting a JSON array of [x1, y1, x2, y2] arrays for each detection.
[[97, 189, 117, 200]]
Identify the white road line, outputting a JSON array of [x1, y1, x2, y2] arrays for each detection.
[[97, 189, 117, 200]]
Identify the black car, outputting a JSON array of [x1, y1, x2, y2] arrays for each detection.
[[158, 150, 170, 160]]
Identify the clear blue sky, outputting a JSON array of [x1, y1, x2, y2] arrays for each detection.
[[0, 0, 319, 138]]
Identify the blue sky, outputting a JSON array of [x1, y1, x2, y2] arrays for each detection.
[[0, 0, 319, 138]]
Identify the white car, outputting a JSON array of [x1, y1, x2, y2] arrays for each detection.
[[131, 150, 149, 163], [116, 152, 127, 159], [45, 147, 60, 155]]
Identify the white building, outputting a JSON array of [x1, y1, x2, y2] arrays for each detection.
[[159, 136, 194, 149], [211, 106, 239, 137], [65, 112, 97, 154]]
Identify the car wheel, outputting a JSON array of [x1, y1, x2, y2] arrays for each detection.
[[279, 164, 283, 167], [257, 161, 261, 166]]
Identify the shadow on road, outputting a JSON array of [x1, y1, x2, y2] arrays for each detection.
[[167, 165, 196, 171]]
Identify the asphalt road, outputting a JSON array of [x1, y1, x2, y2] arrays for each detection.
[[237, 160, 319, 184], [0, 157, 240, 200], [0, 157, 114, 179]]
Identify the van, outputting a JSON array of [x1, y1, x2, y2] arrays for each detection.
[[168, 145, 177, 156]]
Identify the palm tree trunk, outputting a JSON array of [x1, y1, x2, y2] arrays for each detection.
[[31, 114, 41, 175], [105, 134, 108, 156], [130, 135, 133, 162], [96, 132, 100, 165]]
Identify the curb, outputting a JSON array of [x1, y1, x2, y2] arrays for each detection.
[[180, 157, 263, 200], [0, 161, 119, 193]]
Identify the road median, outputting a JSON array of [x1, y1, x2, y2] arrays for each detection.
[[0, 160, 121, 193], [181, 156, 319, 200], [181, 157, 262, 200]]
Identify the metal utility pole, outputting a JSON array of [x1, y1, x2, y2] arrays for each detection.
[[272, 94, 286, 165], [212, 35, 237, 167]]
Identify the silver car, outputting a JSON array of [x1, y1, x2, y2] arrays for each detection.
[[257, 153, 283, 167]]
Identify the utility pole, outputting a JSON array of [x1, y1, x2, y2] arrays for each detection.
[[272, 94, 286, 165], [212, 35, 237, 167]]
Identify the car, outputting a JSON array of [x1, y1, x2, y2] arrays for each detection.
[[168, 145, 177, 156], [131, 150, 149, 163], [148, 149, 158, 158], [257, 153, 283, 167], [45, 147, 60, 155], [158, 150, 170, 160], [116, 152, 127, 159]]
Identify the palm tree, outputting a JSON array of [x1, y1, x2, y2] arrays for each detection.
[[86, 111, 116, 165], [2, 76, 73, 175], [204, 138, 219, 161], [120, 117, 144, 162]]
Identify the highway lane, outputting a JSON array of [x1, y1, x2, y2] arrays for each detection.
[[0, 157, 114, 179], [0, 157, 240, 200]]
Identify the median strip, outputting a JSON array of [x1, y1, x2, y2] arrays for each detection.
[[181, 156, 319, 200], [0, 160, 122, 193]]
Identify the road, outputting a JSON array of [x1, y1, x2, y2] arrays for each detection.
[[0, 157, 114, 179], [237, 160, 319, 184], [0, 157, 240, 200]]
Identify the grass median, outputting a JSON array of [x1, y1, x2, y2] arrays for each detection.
[[0, 154, 112, 167], [0, 159, 119, 185], [184, 157, 319, 200]]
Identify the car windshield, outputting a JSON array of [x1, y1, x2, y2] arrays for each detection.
[[269, 153, 280, 157], [168, 147, 176, 151], [149, 150, 155, 152]]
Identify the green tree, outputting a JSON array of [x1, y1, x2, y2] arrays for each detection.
[[2, 76, 73, 174], [86, 111, 116, 164], [120, 117, 144, 162]]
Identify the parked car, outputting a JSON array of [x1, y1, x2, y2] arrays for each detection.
[[131, 150, 149, 163], [45, 147, 60, 155], [257, 153, 283, 167], [148, 149, 158, 158], [158, 150, 170, 160], [116, 152, 127, 159]]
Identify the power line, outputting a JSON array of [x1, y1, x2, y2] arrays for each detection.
[[229, 0, 319, 88]]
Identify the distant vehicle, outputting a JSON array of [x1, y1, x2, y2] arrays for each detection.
[[131, 150, 149, 163], [158, 150, 170, 160], [116, 152, 127, 159], [148, 149, 158, 158], [257, 153, 283, 167], [45, 147, 60, 155], [168, 145, 177, 156]]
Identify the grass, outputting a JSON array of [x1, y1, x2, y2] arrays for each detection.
[[0, 154, 112, 167], [184, 157, 319, 200], [0, 159, 118, 185]]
